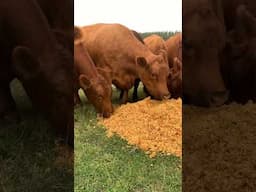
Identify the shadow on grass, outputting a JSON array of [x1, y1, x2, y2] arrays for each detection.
[[0, 79, 73, 192]]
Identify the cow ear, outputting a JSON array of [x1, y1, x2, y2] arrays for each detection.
[[236, 5, 256, 39], [136, 57, 149, 70], [12, 46, 40, 81], [79, 74, 91, 89]]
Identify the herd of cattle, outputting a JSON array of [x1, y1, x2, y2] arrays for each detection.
[[74, 24, 182, 118], [1, 0, 256, 147]]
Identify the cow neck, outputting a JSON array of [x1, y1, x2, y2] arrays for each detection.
[[132, 38, 152, 57], [75, 42, 98, 80]]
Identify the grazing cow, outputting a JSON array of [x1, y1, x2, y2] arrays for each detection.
[[123, 34, 169, 102], [0, 0, 73, 145], [166, 33, 182, 98], [74, 40, 113, 117], [166, 33, 182, 68], [182, 0, 229, 107], [168, 57, 182, 99], [221, 5, 256, 103], [80, 24, 170, 104], [121, 33, 169, 102]]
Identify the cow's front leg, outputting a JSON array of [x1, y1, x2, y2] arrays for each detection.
[[121, 90, 128, 104], [132, 79, 140, 101], [119, 89, 124, 100], [0, 85, 19, 123]]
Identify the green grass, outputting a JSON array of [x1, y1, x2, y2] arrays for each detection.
[[75, 86, 181, 192], [0, 79, 73, 192]]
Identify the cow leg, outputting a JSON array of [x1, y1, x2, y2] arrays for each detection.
[[0, 84, 19, 123], [119, 90, 124, 100], [132, 79, 140, 101], [74, 80, 81, 105], [121, 90, 128, 104]]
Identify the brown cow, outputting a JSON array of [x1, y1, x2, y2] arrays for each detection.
[[165, 33, 182, 98], [221, 5, 256, 104], [74, 39, 113, 117], [166, 33, 182, 68], [141, 34, 169, 97], [0, 0, 73, 145], [80, 24, 170, 104], [183, 0, 229, 107], [168, 57, 182, 99]]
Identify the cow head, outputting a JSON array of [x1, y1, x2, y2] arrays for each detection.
[[79, 73, 113, 118], [183, 0, 229, 107], [136, 50, 170, 100], [12, 45, 74, 146]]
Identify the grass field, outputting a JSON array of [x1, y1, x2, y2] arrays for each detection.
[[75, 86, 181, 192], [0, 79, 73, 192]]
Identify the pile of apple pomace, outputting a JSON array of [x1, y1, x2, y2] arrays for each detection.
[[99, 97, 182, 158]]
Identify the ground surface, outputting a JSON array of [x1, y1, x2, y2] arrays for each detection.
[[0, 80, 73, 192], [183, 102, 256, 192], [75, 86, 181, 192]]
